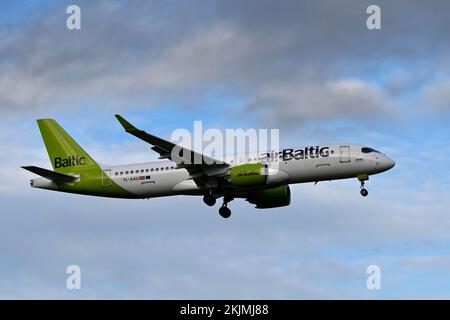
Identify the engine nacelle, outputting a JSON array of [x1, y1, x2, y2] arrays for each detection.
[[226, 163, 291, 187], [226, 163, 268, 187], [247, 185, 291, 209]]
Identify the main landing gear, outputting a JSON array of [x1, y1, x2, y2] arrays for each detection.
[[219, 195, 234, 219], [204, 193, 233, 218], [358, 174, 369, 197], [219, 205, 231, 219], [203, 194, 216, 206]]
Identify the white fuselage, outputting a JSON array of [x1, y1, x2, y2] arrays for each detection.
[[100, 144, 395, 198]]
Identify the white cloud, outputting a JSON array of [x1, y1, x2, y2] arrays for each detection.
[[246, 79, 397, 124], [422, 81, 450, 113]]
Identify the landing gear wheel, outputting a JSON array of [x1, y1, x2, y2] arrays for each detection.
[[219, 206, 231, 219], [203, 194, 216, 206], [357, 174, 369, 197]]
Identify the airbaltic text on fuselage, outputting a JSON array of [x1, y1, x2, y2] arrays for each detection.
[[261, 146, 330, 161], [54, 155, 86, 168]]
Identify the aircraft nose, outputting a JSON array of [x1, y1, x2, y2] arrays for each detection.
[[384, 157, 395, 170]]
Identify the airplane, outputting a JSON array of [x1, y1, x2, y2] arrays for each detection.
[[22, 115, 395, 218]]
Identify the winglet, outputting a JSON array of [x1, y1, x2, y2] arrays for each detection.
[[115, 114, 138, 132]]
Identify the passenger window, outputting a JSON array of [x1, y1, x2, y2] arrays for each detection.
[[120, 172, 123, 176], [125, 171, 129, 175], [146, 169, 149, 173], [155, 168, 159, 172], [151, 168, 154, 172]]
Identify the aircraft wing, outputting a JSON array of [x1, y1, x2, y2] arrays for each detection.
[[115, 115, 229, 184]]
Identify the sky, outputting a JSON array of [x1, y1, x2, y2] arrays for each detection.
[[0, 0, 450, 299]]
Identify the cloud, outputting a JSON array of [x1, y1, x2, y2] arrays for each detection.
[[245, 79, 397, 125], [2, 0, 450, 122], [422, 81, 450, 113], [2, 170, 450, 299]]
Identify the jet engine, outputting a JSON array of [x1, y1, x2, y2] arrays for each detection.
[[246, 185, 291, 209]]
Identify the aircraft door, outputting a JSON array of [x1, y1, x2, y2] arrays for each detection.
[[102, 169, 112, 187], [339, 145, 350, 163]]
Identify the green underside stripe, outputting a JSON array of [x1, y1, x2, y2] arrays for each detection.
[[56, 167, 138, 198]]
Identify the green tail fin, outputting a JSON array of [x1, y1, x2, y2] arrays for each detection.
[[37, 119, 98, 173]]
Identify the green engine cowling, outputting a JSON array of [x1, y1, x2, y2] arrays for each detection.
[[247, 185, 291, 209], [227, 163, 268, 187]]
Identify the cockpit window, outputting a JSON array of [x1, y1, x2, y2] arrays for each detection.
[[362, 147, 381, 153]]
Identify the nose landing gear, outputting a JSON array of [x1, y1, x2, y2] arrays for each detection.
[[357, 174, 369, 197], [360, 186, 368, 197]]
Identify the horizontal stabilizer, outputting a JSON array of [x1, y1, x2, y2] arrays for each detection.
[[21, 166, 77, 183]]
